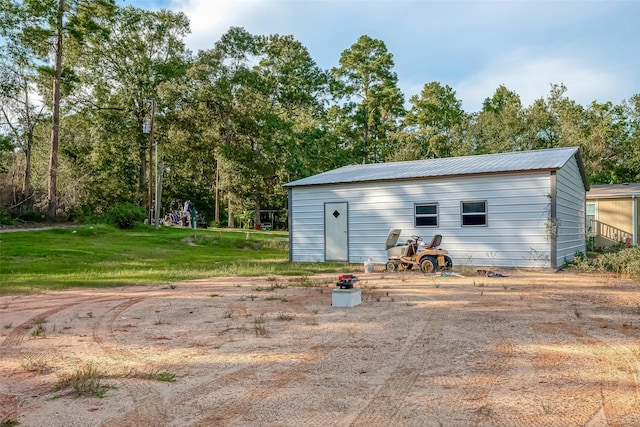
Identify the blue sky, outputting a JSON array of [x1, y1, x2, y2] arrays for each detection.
[[122, 0, 639, 113]]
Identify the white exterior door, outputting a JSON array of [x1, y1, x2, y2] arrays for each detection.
[[325, 202, 348, 261]]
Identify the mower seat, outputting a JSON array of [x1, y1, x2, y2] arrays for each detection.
[[424, 234, 442, 249]]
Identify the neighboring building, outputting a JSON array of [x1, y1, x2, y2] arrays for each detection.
[[586, 183, 640, 249], [284, 147, 588, 269]]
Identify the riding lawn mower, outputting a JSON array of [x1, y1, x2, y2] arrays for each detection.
[[385, 229, 453, 273]]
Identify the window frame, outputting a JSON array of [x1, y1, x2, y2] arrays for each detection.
[[461, 200, 488, 227], [414, 202, 439, 228]]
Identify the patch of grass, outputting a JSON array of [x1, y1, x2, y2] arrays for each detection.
[[254, 283, 287, 292], [265, 296, 288, 302], [31, 317, 46, 338], [0, 225, 354, 295], [254, 315, 268, 336], [21, 354, 53, 374], [150, 370, 177, 382], [54, 365, 113, 398], [277, 312, 294, 321], [573, 306, 582, 318], [0, 419, 20, 427], [288, 276, 325, 288]]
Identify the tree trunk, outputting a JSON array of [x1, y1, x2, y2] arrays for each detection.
[[253, 199, 261, 230], [214, 160, 219, 222], [21, 146, 31, 212], [47, 0, 64, 219], [139, 145, 146, 199], [227, 198, 234, 228]]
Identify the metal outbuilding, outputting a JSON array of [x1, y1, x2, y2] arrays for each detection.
[[284, 147, 589, 269]]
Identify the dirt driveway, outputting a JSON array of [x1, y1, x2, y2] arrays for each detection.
[[1, 269, 639, 426]]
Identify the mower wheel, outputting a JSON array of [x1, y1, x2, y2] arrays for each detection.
[[386, 261, 397, 272], [444, 256, 453, 270], [420, 256, 437, 273]]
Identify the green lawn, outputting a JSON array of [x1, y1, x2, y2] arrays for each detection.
[[0, 224, 352, 294]]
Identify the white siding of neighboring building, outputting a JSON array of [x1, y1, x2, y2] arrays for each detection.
[[555, 156, 586, 266], [289, 171, 555, 267]]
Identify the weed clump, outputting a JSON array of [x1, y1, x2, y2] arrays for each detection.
[[54, 366, 112, 398], [576, 246, 640, 277]]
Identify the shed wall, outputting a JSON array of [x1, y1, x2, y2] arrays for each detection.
[[290, 172, 555, 267], [555, 156, 586, 266]]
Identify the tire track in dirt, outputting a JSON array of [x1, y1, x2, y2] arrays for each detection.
[[99, 378, 169, 427], [1, 302, 83, 347], [564, 323, 640, 426], [465, 334, 516, 426], [190, 355, 322, 426], [173, 327, 344, 425], [91, 296, 146, 360], [175, 293, 388, 426], [510, 321, 594, 427], [513, 321, 640, 427], [347, 304, 454, 427], [90, 295, 171, 427]]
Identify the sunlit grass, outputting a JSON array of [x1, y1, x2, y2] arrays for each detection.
[[0, 224, 353, 294]]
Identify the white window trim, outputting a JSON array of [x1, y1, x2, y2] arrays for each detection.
[[461, 200, 488, 227], [415, 202, 439, 227]]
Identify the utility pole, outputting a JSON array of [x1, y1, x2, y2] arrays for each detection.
[[148, 99, 155, 224]]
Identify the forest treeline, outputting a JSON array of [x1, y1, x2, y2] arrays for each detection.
[[1, 1, 639, 228]]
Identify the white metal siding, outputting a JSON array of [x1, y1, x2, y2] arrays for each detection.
[[556, 156, 586, 265], [290, 172, 554, 267]]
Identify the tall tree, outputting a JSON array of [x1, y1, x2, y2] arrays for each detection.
[[621, 94, 640, 182], [1, 0, 116, 217], [0, 44, 48, 209], [330, 35, 405, 164], [72, 5, 190, 211], [581, 101, 628, 183], [393, 81, 466, 160], [162, 27, 329, 228], [473, 85, 526, 154]]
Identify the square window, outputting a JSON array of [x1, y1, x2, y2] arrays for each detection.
[[415, 203, 438, 227], [461, 201, 487, 226]]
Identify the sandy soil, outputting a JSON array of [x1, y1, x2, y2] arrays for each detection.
[[1, 268, 640, 427]]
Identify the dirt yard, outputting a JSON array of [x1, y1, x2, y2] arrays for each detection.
[[1, 269, 639, 426]]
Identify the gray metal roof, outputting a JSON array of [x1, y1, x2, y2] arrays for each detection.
[[284, 147, 588, 188], [587, 183, 640, 198]]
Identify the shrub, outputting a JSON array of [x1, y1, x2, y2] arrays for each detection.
[[576, 246, 640, 277], [0, 209, 14, 225], [102, 202, 145, 229]]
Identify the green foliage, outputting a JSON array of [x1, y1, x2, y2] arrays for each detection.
[[102, 202, 145, 229], [330, 34, 405, 164], [0, 210, 15, 225], [54, 365, 112, 398], [2, 0, 640, 225], [575, 246, 640, 277], [0, 226, 349, 294], [151, 370, 176, 382]]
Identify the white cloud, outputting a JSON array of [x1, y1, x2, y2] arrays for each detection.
[[169, 0, 265, 50], [455, 49, 629, 112], [151, 0, 638, 112]]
